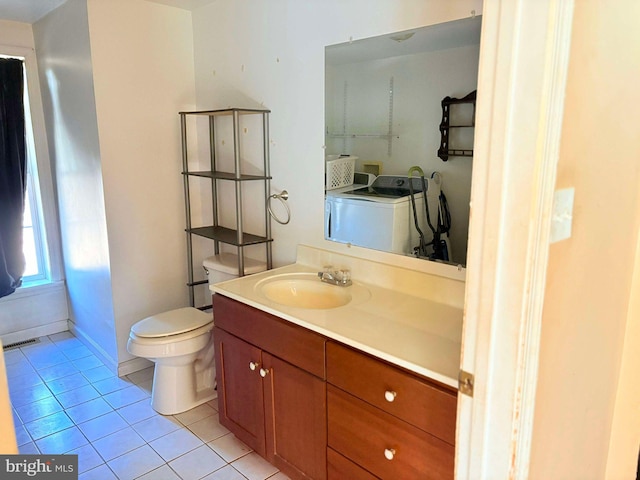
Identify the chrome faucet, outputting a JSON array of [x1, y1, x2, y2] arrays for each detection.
[[318, 267, 352, 286]]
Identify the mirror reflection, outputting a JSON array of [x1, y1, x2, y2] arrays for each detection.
[[324, 17, 482, 266]]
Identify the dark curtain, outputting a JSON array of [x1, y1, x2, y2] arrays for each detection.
[[0, 58, 27, 298]]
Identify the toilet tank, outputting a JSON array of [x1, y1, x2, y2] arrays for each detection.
[[203, 253, 266, 288]]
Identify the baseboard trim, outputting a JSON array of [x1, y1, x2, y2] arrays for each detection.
[[0, 321, 68, 346], [69, 323, 119, 375], [117, 357, 154, 378]]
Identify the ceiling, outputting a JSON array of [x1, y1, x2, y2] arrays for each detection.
[[0, 0, 216, 24], [326, 16, 482, 66]]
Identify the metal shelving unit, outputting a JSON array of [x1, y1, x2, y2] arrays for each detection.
[[180, 108, 273, 309]]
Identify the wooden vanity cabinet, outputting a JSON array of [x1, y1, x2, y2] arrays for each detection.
[[213, 294, 327, 480], [326, 341, 457, 480]]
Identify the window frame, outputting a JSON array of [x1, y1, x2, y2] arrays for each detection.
[[1, 45, 63, 290]]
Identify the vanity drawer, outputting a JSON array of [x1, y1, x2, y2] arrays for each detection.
[[327, 386, 454, 480], [326, 341, 457, 445], [213, 294, 326, 379], [327, 447, 378, 480]]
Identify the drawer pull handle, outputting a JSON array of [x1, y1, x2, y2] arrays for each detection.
[[249, 362, 260, 371], [259, 368, 270, 378], [384, 390, 397, 402], [384, 448, 396, 460]]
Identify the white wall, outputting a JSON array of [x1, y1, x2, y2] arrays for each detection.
[[191, 0, 483, 268], [326, 45, 479, 263], [33, 0, 196, 372], [86, 0, 196, 371], [33, 0, 118, 366]]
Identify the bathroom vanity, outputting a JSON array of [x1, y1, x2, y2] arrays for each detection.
[[212, 246, 464, 480]]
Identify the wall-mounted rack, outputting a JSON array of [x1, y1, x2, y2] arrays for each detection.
[[437, 90, 477, 161], [326, 77, 398, 156]]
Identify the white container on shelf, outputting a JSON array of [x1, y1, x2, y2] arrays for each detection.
[[325, 155, 358, 190]]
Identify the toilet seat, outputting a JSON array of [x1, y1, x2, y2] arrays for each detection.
[[132, 307, 211, 338], [128, 322, 213, 346]]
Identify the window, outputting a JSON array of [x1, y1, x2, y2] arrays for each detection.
[[22, 68, 50, 285], [1, 49, 60, 289]]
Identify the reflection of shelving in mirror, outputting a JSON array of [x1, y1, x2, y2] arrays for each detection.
[[326, 77, 398, 156], [438, 90, 477, 161]]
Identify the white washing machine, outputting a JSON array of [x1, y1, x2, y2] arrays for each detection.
[[325, 175, 447, 258]]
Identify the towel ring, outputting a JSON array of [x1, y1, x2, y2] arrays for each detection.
[[268, 190, 291, 225]]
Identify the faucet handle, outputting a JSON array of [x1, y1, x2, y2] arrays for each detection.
[[338, 269, 351, 284]]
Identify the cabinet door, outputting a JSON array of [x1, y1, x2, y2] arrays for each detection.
[[214, 327, 266, 455], [262, 352, 327, 480]]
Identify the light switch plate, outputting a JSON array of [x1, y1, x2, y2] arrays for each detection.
[[550, 187, 574, 243]]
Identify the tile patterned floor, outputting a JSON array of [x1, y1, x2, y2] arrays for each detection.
[[5, 332, 290, 480]]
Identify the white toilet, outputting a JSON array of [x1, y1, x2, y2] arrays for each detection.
[[127, 253, 266, 415], [127, 307, 216, 415]]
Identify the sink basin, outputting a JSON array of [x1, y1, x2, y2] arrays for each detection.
[[255, 273, 369, 309]]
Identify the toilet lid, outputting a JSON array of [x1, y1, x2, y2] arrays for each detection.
[[132, 307, 212, 338]]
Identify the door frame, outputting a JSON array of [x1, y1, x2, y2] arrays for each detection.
[[456, 0, 575, 478]]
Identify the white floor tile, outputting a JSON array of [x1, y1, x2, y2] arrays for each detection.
[[126, 366, 154, 385], [103, 385, 148, 409], [18, 441, 40, 454], [66, 397, 114, 425], [46, 372, 90, 395], [135, 464, 182, 480], [15, 396, 63, 424], [78, 411, 128, 442], [3, 348, 26, 365], [24, 411, 74, 440], [36, 426, 89, 454], [72, 355, 104, 371], [92, 426, 146, 462], [132, 414, 181, 443], [188, 413, 231, 443], [63, 345, 94, 361], [107, 444, 164, 479], [169, 445, 226, 480], [174, 402, 216, 426], [6, 366, 41, 388], [28, 350, 70, 369], [48, 331, 75, 343], [79, 464, 118, 480], [268, 472, 291, 479], [69, 443, 105, 474], [9, 382, 51, 408], [56, 384, 101, 409], [14, 422, 32, 446], [38, 362, 81, 382], [92, 376, 133, 395], [82, 365, 116, 383], [208, 433, 252, 463], [200, 465, 247, 480], [6, 358, 37, 386], [149, 427, 203, 462], [231, 452, 279, 480], [116, 399, 156, 425], [8, 331, 290, 480], [137, 379, 153, 396]]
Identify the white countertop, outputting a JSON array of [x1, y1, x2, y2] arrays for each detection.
[[212, 261, 463, 389]]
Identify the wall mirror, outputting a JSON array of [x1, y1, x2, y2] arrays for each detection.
[[324, 17, 481, 266]]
